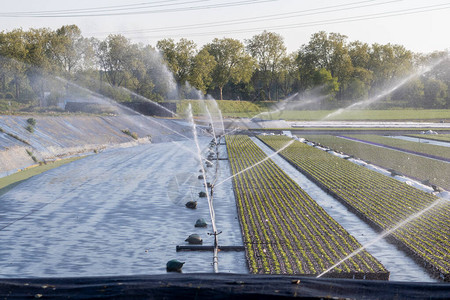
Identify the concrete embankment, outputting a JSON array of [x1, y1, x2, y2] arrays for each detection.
[[0, 114, 189, 177]]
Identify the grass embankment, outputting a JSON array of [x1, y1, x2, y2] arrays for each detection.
[[259, 135, 450, 281], [0, 156, 85, 196], [176, 100, 262, 117], [233, 108, 450, 121], [302, 135, 450, 190], [176, 99, 449, 121]]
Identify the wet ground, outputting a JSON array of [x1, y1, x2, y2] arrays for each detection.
[[0, 137, 247, 278]]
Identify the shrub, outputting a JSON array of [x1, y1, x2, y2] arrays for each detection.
[[26, 125, 34, 133], [25, 149, 38, 163], [121, 129, 138, 140], [5, 92, 14, 100], [27, 118, 37, 126]]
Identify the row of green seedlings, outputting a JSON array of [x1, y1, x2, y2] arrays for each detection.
[[167, 138, 216, 272], [232, 137, 384, 271], [226, 135, 388, 278], [258, 135, 450, 281], [265, 136, 450, 261], [229, 136, 386, 276], [259, 135, 450, 271], [303, 134, 449, 191], [345, 134, 450, 160]]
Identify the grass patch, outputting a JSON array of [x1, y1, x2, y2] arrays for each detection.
[[177, 100, 262, 116], [226, 109, 450, 121], [0, 156, 85, 196], [121, 129, 138, 140]]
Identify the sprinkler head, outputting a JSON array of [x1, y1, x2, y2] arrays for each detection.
[[195, 218, 207, 228], [185, 234, 203, 244], [185, 201, 197, 209], [166, 259, 185, 272]]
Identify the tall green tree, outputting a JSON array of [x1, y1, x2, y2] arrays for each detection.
[[297, 31, 353, 99], [205, 38, 255, 100], [0, 29, 28, 100], [128, 44, 155, 99], [246, 31, 286, 100], [23, 28, 54, 105], [157, 38, 196, 85], [312, 68, 339, 102], [49, 25, 94, 76], [368, 43, 413, 96], [96, 34, 133, 87], [423, 78, 448, 108], [188, 48, 216, 94], [394, 78, 424, 106], [276, 52, 299, 99]]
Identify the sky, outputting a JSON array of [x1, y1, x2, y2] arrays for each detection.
[[0, 0, 449, 54]]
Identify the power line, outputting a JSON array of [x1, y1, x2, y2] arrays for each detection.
[[0, 0, 276, 18], [3, 0, 211, 16], [0, 0, 188, 15], [91, 0, 396, 35], [125, 3, 450, 39]]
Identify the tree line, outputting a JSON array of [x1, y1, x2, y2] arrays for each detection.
[[0, 25, 448, 110]]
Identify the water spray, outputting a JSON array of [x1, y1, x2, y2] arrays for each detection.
[[171, 141, 215, 166], [317, 198, 447, 278], [323, 59, 445, 120], [204, 105, 217, 145], [215, 139, 295, 187], [187, 104, 220, 273], [120, 86, 180, 118], [55, 76, 193, 141], [208, 97, 225, 136]]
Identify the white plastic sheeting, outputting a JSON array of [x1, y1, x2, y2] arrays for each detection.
[[0, 138, 246, 278]]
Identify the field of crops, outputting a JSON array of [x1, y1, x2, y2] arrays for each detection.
[[342, 134, 450, 160], [225, 135, 388, 279], [303, 135, 450, 190], [258, 135, 450, 281]]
